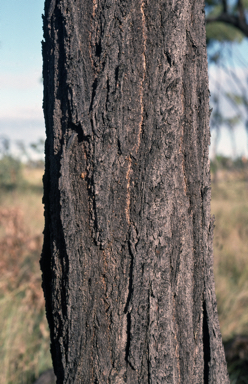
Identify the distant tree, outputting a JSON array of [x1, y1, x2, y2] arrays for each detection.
[[205, 0, 248, 157], [0, 136, 23, 188], [206, 0, 248, 40]]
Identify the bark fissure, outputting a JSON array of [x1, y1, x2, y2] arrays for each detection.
[[125, 313, 133, 369], [203, 300, 210, 384], [125, 157, 132, 225], [124, 238, 134, 369], [136, 0, 146, 155]]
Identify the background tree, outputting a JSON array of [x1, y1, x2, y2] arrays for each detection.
[[205, 0, 248, 157], [41, 1, 229, 383], [206, 0, 248, 38]]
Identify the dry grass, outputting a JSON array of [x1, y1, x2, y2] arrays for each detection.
[[0, 167, 52, 384], [212, 178, 248, 340], [211, 173, 248, 383], [0, 164, 248, 383]]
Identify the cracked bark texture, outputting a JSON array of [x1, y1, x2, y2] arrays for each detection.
[[41, 0, 230, 383]]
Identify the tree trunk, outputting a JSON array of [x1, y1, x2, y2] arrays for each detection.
[[41, 0, 229, 383]]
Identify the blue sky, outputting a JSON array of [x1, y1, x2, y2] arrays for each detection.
[[0, 0, 44, 154], [0, 0, 248, 158], [208, 39, 248, 158]]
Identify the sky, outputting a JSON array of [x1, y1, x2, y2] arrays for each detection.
[[0, 0, 248, 159], [0, 0, 44, 156], [208, 58, 248, 158]]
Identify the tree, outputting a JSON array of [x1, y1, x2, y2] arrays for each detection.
[[41, 1, 229, 383], [206, 0, 248, 39], [204, 1, 248, 158]]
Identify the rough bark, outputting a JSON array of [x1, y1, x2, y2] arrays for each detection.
[[41, 0, 230, 383]]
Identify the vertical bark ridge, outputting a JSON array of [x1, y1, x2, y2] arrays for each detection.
[[41, 0, 230, 383], [125, 156, 132, 225], [136, 0, 146, 155]]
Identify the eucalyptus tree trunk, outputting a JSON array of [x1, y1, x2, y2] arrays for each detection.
[[41, 0, 229, 383]]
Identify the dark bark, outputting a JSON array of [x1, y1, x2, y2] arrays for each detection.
[[41, 0, 229, 383]]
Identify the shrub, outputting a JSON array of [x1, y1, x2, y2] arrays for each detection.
[[0, 155, 23, 189]]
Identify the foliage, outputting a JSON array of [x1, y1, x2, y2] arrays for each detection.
[[0, 155, 23, 189], [29, 138, 45, 155], [0, 137, 44, 190], [0, 137, 23, 189], [205, 1, 245, 46], [206, 22, 244, 46], [205, 0, 248, 158]]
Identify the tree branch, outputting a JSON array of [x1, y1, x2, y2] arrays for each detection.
[[237, 0, 246, 24], [222, 0, 227, 13], [206, 12, 248, 38]]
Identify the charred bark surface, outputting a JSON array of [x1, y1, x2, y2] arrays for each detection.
[[41, 0, 229, 383]]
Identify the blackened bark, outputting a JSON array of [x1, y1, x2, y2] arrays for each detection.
[[41, 0, 229, 383]]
